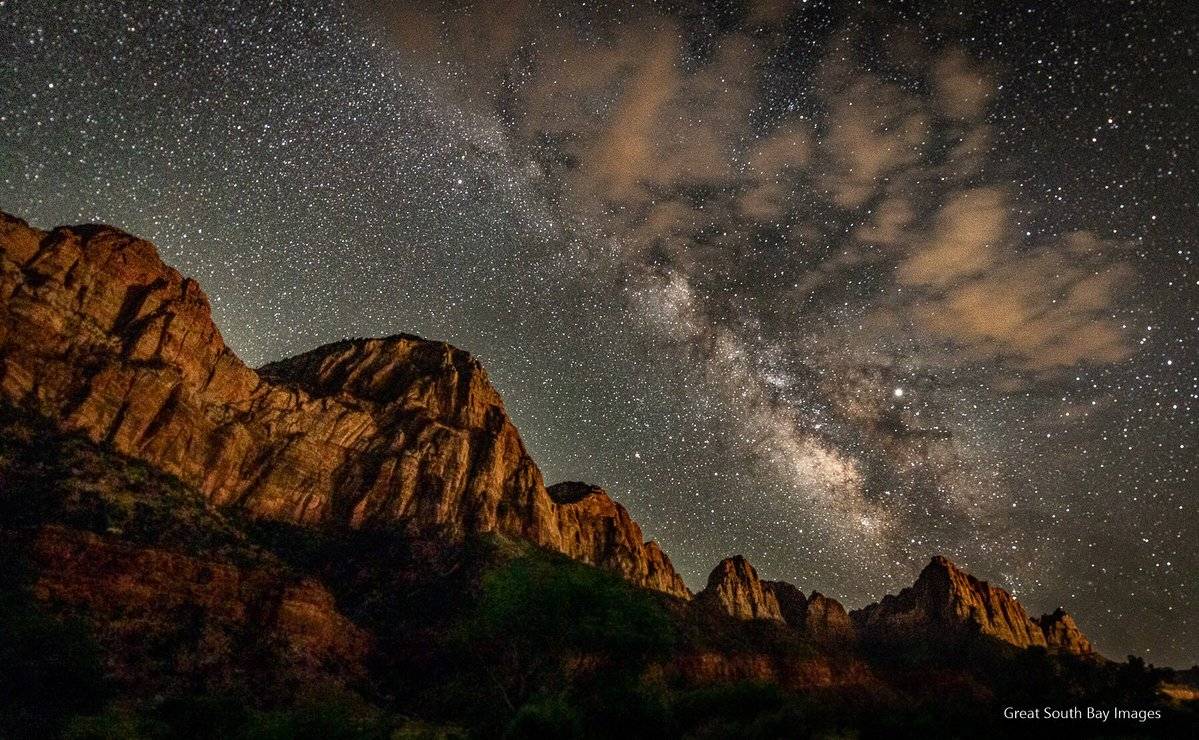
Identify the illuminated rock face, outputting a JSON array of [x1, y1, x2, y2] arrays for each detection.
[[0, 211, 689, 599], [697, 556, 785, 622], [1, 209, 1099, 655], [1037, 608, 1096, 655], [696, 556, 858, 645], [852, 556, 1094, 655]]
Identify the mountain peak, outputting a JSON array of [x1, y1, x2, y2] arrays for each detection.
[[697, 556, 784, 622], [0, 211, 690, 598], [853, 557, 1095, 655]]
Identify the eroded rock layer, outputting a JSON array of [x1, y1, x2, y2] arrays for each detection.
[[696, 556, 784, 622], [697, 555, 858, 645], [0, 212, 689, 598], [852, 556, 1093, 654], [25, 525, 370, 693]]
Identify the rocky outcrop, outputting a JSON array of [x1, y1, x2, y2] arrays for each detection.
[[764, 580, 856, 644], [667, 652, 880, 692], [697, 556, 784, 621], [1037, 608, 1095, 655], [0, 212, 688, 598], [26, 525, 369, 692], [696, 556, 858, 645], [852, 556, 1094, 655], [765, 579, 808, 626], [802, 592, 857, 644], [548, 482, 689, 597]]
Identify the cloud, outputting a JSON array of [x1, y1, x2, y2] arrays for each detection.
[[932, 48, 997, 120], [896, 186, 1008, 286], [815, 75, 930, 209], [905, 230, 1134, 370]]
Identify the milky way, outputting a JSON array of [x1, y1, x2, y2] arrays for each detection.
[[1, 0, 1195, 666]]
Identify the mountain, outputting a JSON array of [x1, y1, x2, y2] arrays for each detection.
[[695, 557, 857, 646], [0, 211, 687, 599], [852, 555, 1093, 654], [3, 210, 1190, 737], [695, 556, 784, 622]]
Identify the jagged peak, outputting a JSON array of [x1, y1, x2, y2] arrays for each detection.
[[257, 332, 500, 416], [706, 555, 758, 586], [853, 555, 1096, 656], [1037, 607, 1096, 654], [697, 556, 784, 622]]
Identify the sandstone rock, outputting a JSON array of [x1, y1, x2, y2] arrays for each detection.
[[764, 579, 808, 626], [762, 580, 855, 644], [1037, 607, 1095, 655], [696, 556, 784, 621], [0, 212, 689, 598], [666, 651, 879, 693], [27, 525, 369, 692], [548, 482, 690, 597], [803, 592, 856, 644], [852, 556, 1094, 655]]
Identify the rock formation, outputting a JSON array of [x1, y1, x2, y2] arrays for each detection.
[[852, 556, 1094, 655], [697, 556, 784, 622], [1037, 607, 1096, 655], [696, 556, 857, 645], [0, 211, 689, 598], [27, 525, 370, 691], [764, 580, 856, 644], [0, 210, 1103, 671], [801, 592, 857, 645], [547, 482, 689, 596], [765, 579, 808, 626]]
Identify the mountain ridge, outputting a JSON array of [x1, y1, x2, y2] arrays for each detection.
[[0, 209, 1098, 657], [0, 210, 689, 598]]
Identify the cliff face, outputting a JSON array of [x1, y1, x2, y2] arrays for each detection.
[[695, 557, 858, 645], [852, 556, 1093, 655], [27, 525, 370, 693], [801, 592, 857, 645], [547, 482, 689, 597], [0, 212, 688, 598], [1, 210, 1104, 673], [1037, 608, 1095, 655], [696, 556, 784, 622]]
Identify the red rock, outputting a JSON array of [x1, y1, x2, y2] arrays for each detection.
[[27, 525, 369, 691], [548, 482, 689, 597], [666, 651, 879, 692], [697, 556, 784, 621], [1037, 607, 1095, 655], [852, 556, 1095, 655], [0, 211, 689, 598], [765, 580, 856, 644], [803, 592, 856, 645]]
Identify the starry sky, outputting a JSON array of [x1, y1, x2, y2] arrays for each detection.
[[1, 0, 1195, 666]]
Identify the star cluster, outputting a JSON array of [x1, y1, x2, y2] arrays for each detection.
[[1, 0, 1194, 666]]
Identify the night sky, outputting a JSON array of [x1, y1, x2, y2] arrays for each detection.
[[2, 1, 1195, 667]]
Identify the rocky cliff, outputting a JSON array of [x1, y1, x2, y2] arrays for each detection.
[[547, 482, 689, 597], [27, 525, 370, 693], [0, 212, 689, 598], [696, 556, 785, 622], [852, 556, 1094, 655], [1037, 607, 1096, 655], [1, 209, 1105, 661], [695, 556, 858, 646]]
